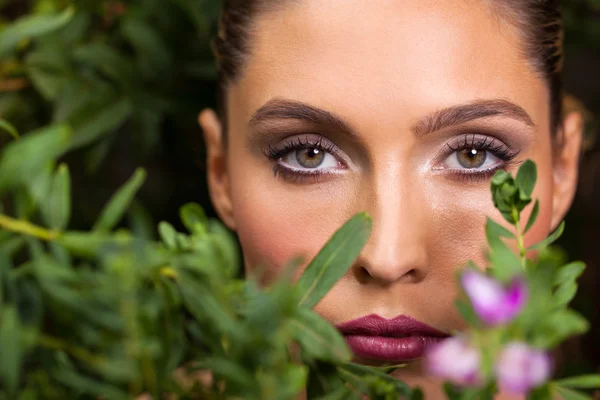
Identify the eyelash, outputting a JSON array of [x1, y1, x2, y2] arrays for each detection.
[[263, 136, 345, 182], [442, 134, 520, 182], [263, 133, 520, 183]]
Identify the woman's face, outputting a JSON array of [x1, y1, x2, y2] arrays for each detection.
[[202, 0, 581, 393]]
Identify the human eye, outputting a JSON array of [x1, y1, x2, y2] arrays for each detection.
[[262, 134, 347, 182], [434, 134, 520, 182]]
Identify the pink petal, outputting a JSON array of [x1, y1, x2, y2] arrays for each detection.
[[426, 337, 481, 387], [496, 342, 551, 395], [461, 271, 527, 325]]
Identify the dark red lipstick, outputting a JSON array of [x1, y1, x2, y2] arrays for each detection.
[[336, 314, 450, 362]]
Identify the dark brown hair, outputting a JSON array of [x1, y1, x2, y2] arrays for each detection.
[[212, 0, 565, 138]]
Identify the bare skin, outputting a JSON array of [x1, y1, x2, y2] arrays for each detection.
[[200, 0, 583, 398]]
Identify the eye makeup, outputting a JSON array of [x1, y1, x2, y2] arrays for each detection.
[[433, 133, 521, 183], [260, 129, 522, 185], [262, 133, 348, 183]]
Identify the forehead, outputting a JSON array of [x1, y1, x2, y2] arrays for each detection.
[[229, 0, 549, 132]]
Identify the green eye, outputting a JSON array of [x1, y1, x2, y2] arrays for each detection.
[[457, 148, 487, 169], [296, 148, 325, 168]]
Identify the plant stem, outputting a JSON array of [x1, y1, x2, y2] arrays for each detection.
[[513, 209, 527, 269], [39, 335, 105, 367], [0, 213, 59, 241]]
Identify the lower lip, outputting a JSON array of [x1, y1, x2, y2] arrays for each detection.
[[344, 335, 446, 361]]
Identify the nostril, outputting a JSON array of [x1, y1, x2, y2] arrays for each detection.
[[354, 263, 422, 285]]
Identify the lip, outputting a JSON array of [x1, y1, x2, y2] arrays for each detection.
[[336, 314, 450, 362]]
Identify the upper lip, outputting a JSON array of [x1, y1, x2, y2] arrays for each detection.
[[335, 314, 449, 338]]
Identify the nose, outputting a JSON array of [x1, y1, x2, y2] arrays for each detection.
[[353, 168, 429, 285]]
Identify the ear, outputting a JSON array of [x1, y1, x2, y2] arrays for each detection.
[[550, 110, 584, 230], [199, 109, 236, 230]]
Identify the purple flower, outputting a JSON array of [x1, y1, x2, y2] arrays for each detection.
[[426, 336, 482, 387], [496, 342, 552, 395], [461, 270, 527, 325]]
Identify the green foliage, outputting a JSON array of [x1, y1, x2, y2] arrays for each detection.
[[449, 162, 600, 400], [0, 1, 599, 399]]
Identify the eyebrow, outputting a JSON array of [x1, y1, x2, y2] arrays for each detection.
[[249, 98, 534, 138], [413, 99, 535, 137]]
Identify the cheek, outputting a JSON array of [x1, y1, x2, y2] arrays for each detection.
[[228, 160, 357, 281]]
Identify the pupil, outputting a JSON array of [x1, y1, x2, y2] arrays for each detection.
[[457, 148, 486, 168], [307, 148, 320, 158]]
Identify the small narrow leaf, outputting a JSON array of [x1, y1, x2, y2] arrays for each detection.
[[533, 309, 589, 348], [179, 203, 207, 235], [296, 213, 372, 309], [528, 221, 565, 251], [555, 375, 600, 389], [158, 222, 178, 249], [0, 124, 71, 193], [0, 7, 75, 57], [68, 98, 133, 150], [516, 159, 537, 198], [485, 217, 515, 244], [93, 168, 147, 232], [0, 307, 22, 396], [553, 262, 586, 286], [0, 119, 19, 140], [554, 386, 592, 400], [524, 199, 540, 234], [46, 163, 71, 230], [341, 363, 413, 397], [552, 282, 577, 309], [290, 307, 351, 362]]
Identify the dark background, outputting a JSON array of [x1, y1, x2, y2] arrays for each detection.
[[1, 0, 599, 375]]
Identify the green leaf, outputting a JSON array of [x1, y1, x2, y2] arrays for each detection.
[[93, 168, 147, 232], [533, 309, 589, 348], [0, 7, 74, 57], [41, 163, 71, 230], [554, 386, 592, 400], [485, 217, 515, 244], [277, 364, 309, 399], [68, 98, 133, 150], [340, 363, 413, 397], [197, 357, 257, 394], [555, 375, 600, 389], [491, 169, 511, 186], [0, 119, 19, 140], [524, 199, 540, 234], [71, 44, 137, 85], [296, 213, 372, 309], [179, 203, 208, 235], [57, 231, 134, 258], [0, 306, 22, 396], [552, 281, 577, 309], [410, 388, 424, 400], [516, 159, 537, 198], [0, 124, 71, 193], [158, 222, 178, 249], [120, 17, 172, 78], [290, 307, 351, 362], [53, 369, 129, 400], [488, 238, 521, 282], [554, 262, 586, 286], [528, 221, 565, 251]]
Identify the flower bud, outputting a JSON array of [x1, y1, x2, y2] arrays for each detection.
[[496, 342, 551, 395], [461, 270, 527, 325], [426, 337, 481, 387]]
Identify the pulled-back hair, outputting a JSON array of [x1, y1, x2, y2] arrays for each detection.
[[212, 1, 565, 139]]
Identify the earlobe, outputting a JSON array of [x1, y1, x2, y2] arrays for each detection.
[[199, 108, 237, 230], [551, 110, 584, 230]]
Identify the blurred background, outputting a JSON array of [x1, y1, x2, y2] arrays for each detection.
[[0, 0, 599, 377]]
